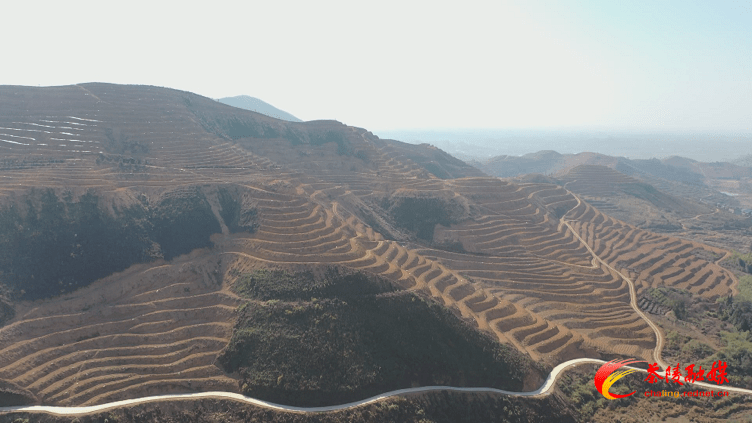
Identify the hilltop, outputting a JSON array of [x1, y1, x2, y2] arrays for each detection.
[[217, 95, 302, 122]]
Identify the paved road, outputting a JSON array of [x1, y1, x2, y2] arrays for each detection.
[[2, 358, 751, 416]]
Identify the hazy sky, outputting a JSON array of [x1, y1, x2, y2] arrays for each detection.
[[2, 1, 750, 133]]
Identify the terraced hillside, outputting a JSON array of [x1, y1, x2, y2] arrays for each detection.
[[428, 179, 655, 361], [0, 252, 239, 406], [0, 84, 739, 407], [480, 152, 752, 252], [563, 196, 734, 298], [556, 164, 752, 254], [560, 165, 703, 213]]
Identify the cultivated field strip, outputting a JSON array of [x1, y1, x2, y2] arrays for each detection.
[[563, 198, 734, 298], [0, 257, 240, 406], [438, 180, 592, 266]]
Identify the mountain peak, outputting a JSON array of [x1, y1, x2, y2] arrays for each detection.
[[217, 95, 302, 122]]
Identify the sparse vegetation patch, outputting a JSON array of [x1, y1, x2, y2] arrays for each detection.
[[0, 186, 242, 300], [217, 188, 258, 234], [231, 268, 395, 301], [0, 190, 154, 300], [220, 269, 541, 407], [385, 195, 465, 241]]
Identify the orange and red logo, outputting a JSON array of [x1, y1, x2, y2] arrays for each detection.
[[594, 359, 645, 400]]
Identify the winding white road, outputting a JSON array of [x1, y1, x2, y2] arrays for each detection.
[[2, 358, 751, 417]]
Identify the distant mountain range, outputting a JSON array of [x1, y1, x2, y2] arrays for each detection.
[[375, 129, 752, 163], [474, 150, 752, 251], [474, 149, 752, 209], [734, 154, 752, 167], [217, 95, 302, 122]]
